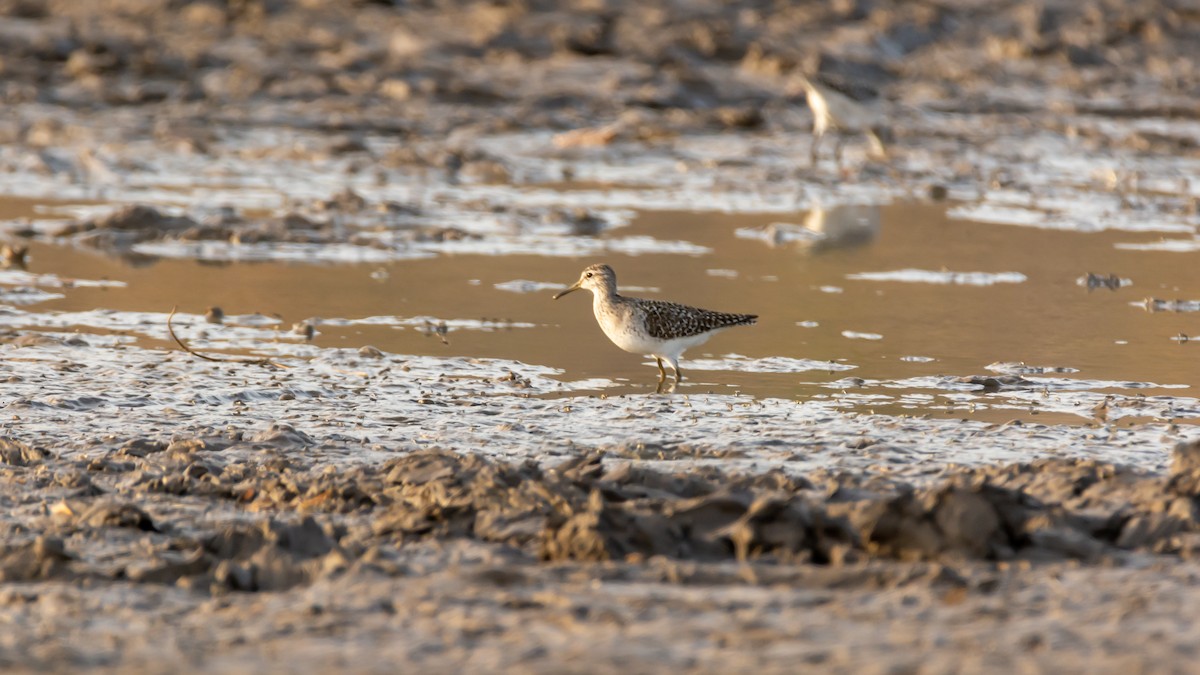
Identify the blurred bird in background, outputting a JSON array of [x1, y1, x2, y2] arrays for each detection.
[[792, 72, 890, 167]]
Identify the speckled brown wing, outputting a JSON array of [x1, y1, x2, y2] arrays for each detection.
[[637, 299, 757, 340]]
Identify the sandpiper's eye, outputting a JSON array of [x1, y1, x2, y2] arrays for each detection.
[[585, 272, 593, 278]]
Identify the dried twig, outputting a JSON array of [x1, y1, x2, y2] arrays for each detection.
[[167, 307, 289, 368]]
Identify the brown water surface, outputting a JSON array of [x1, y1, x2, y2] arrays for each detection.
[[5, 197, 1198, 419]]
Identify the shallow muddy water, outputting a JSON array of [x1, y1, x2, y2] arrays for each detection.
[[4, 195, 1198, 424]]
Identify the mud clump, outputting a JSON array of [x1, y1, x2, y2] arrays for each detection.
[[856, 482, 1106, 562], [43, 195, 472, 254], [52, 204, 199, 248], [202, 518, 340, 592], [7, 438, 1200, 592], [0, 436, 50, 466], [63, 501, 158, 532], [0, 536, 72, 582]]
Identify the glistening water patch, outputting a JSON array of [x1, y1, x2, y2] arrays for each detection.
[[0, 196, 1198, 425]]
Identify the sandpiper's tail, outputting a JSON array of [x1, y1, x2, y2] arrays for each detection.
[[698, 311, 757, 332]]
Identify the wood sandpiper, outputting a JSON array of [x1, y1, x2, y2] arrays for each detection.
[[553, 264, 757, 388], [794, 73, 888, 167]]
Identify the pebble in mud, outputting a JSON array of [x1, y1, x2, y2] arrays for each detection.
[[1077, 273, 1129, 291], [956, 375, 1035, 391], [357, 345, 385, 358], [0, 243, 28, 268]]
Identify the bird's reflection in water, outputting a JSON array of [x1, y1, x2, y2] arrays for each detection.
[[739, 204, 881, 254]]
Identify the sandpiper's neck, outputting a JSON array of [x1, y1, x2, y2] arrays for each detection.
[[595, 278, 618, 299], [590, 285, 620, 312]]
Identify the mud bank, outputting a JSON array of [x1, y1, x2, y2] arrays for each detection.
[[2, 432, 1200, 672], [0, 330, 1194, 670], [0, 0, 1195, 250]]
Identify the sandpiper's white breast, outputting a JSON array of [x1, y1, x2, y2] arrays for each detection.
[[593, 300, 653, 355]]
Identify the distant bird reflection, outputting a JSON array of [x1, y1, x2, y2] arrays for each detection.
[[740, 204, 881, 254]]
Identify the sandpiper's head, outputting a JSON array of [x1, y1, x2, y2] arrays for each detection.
[[553, 263, 616, 300]]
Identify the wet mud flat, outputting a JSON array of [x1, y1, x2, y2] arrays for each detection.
[[0, 0, 1198, 672], [5, 426, 1200, 673], [0, 338, 1195, 673]]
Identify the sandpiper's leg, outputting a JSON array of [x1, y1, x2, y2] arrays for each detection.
[[655, 357, 667, 383], [810, 130, 822, 166], [662, 356, 682, 385], [834, 135, 846, 168]]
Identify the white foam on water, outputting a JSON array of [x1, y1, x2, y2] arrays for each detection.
[[681, 354, 857, 374], [0, 269, 126, 289], [847, 269, 1027, 286], [0, 288, 64, 305], [494, 280, 571, 294], [1115, 238, 1200, 252]]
